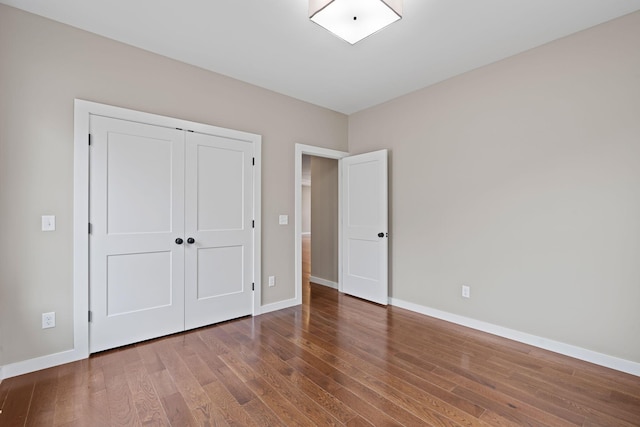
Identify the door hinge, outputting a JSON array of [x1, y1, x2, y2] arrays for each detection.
[[88, 222, 92, 234], [88, 310, 92, 322], [252, 220, 255, 228], [252, 157, 255, 166], [88, 134, 91, 145], [252, 282, 255, 291]]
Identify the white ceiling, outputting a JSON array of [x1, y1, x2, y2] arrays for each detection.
[[3, 0, 640, 114]]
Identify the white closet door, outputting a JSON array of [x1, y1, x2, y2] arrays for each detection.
[[184, 132, 254, 330], [89, 116, 185, 353], [341, 149, 388, 305]]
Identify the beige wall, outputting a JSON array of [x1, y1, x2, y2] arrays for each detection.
[[310, 157, 339, 283], [0, 5, 347, 366], [349, 12, 640, 362]]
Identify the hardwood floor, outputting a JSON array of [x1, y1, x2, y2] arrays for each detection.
[[1, 237, 639, 426]]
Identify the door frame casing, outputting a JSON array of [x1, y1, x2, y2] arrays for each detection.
[[294, 144, 349, 304], [74, 99, 262, 359]]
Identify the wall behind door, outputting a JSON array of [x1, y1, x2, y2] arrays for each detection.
[[310, 157, 339, 285], [302, 155, 312, 235], [0, 5, 347, 367]]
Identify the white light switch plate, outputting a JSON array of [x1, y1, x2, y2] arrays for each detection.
[[279, 215, 288, 225], [42, 215, 56, 231]]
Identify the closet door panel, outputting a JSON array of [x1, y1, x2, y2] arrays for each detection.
[[89, 116, 185, 353], [184, 132, 254, 330]]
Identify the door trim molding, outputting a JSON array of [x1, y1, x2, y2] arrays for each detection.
[[74, 99, 262, 356], [294, 144, 349, 305]]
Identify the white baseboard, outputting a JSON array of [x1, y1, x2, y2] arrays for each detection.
[[309, 276, 338, 289], [259, 297, 299, 315], [6, 297, 636, 380], [0, 348, 85, 380], [390, 297, 640, 378]]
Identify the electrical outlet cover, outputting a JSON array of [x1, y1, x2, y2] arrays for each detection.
[[42, 312, 56, 328], [41, 215, 56, 231], [462, 285, 471, 298]]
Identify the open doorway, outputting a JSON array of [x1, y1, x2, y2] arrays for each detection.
[[302, 154, 340, 302], [301, 155, 312, 303], [294, 144, 349, 305]]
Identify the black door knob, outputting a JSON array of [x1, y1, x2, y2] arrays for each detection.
[[175, 238, 184, 245], [187, 237, 195, 244], [378, 232, 384, 238]]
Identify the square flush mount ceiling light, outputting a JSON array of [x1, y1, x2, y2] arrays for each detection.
[[309, 0, 402, 44]]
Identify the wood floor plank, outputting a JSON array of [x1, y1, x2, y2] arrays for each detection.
[[216, 323, 350, 426], [160, 392, 199, 427], [479, 408, 530, 427], [203, 379, 260, 427], [123, 359, 169, 426], [218, 352, 260, 384], [135, 340, 166, 375], [284, 367, 357, 424], [452, 384, 576, 427], [1, 373, 35, 426], [433, 366, 579, 427], [345, 415, 375, 427], [52, 394, 85, 426], [149, 369, 179, 400], [533, 386, 639, 427], [253, 361, 346, 426], [0, 375, 11, 408], [54, 389, 111, 427], [325, 340, 483, 421], [156, 339, 214, 413], [329, 369, 429, 426], [510, 370, 640, 426], [469, 365, 587, 425], [214, 364, 257, 406], [242, 397, 287, 427], [573, 368, 640, 399], [231, 318, 368, 425], [298, 321, 486, 419], [286, 355, 348, 395], [285, 327, 487, 426], [388, 351, 459, 391], [331, 386, 403, 427], [191, 401, 230, 427], [103, 360, 141, 427], [24, 368, 58, 427], [177, 338, 218, 388], [245, 376, 316, 426]]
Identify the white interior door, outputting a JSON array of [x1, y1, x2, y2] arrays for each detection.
[[341, 149, 388, 305], [184, 132, 254, 330], [89, 116, 186, 353]]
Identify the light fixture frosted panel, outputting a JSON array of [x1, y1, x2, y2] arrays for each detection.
[[310, 0, 402, 44]]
